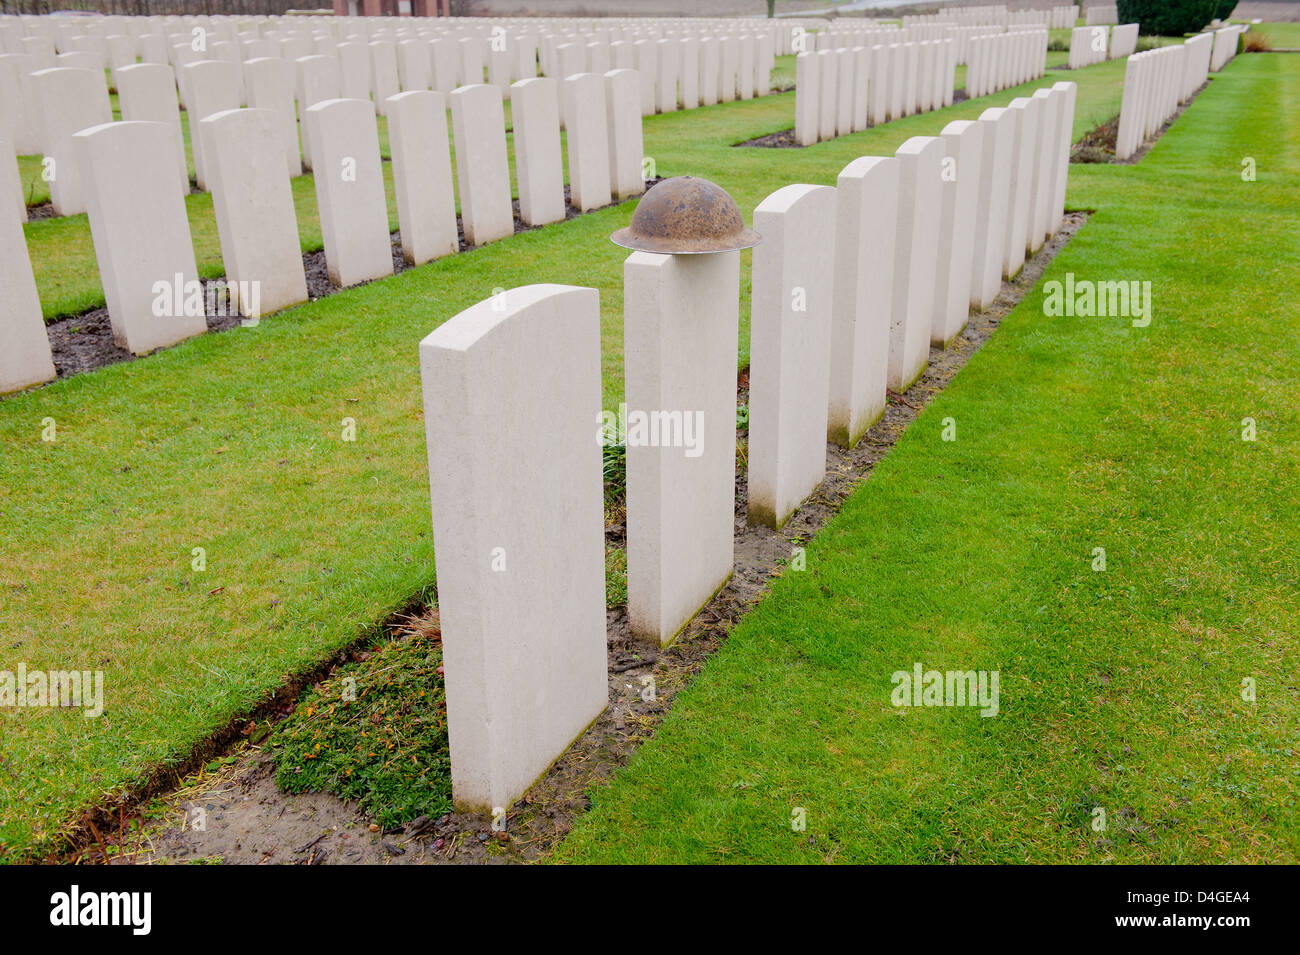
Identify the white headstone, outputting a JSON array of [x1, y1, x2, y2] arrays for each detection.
[[200, 107, 308, 319], [972, 107, 1015, 308], [388, 90, 458, 265], [73, 120, 206, 354], [748, 183, 837, 528], [563, 73, 611, 213], [933, 120, 983, 346], [244, 57, 301, 179], [304, 97, 393, 288], [295, 54, 340, 172], [449, 84, 513, 246], [604, 69, 645, 201], [889, 136, 943, 392], [0, 138, 55, 393], [114, 62, 190, 193], [510, 77, 565, 227], [30, 67, 112, 215], [183, 59, 240, 191], [419, 283, 607, 812], [625, 247, 740, 645], [828, 156, 897, 446]]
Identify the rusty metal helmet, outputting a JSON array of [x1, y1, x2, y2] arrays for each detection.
[[611, 176, 761, 254]]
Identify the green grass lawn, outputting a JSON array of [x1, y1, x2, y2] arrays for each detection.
[[0, 48, 1267, 861], [1245, 20, 1300, 49], [555, 52, 1300, 864]]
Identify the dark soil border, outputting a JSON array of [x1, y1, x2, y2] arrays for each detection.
[[65, 209, 1090, 865]]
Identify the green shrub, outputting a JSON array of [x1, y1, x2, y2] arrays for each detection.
[[1116, 0, 1218, 36], [1213, 2, 1239, 21]]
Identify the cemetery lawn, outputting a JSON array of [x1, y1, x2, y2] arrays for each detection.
[[0, 51, 1283, 861], [556, 52, 1300, 864]]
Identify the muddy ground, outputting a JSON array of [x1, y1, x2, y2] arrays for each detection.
[[83, 209, 1088, 866]]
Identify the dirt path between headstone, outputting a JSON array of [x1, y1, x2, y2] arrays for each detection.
[[77, 210, 1090, 866]]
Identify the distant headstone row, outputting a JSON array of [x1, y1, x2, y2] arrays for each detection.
[[794, 28, 1048, 147], [795, 41, 957, 146], [818, 20, 1041, 67], [0, 12, 785, 161], [1210, 24, 1247, 72], [902, 5, 1079, 29], [1067, 22, 1137, 69], [1114, 30, 1228, 161], [1085, 5, 1120, 28], [0, 71, 644, 394], [420, 81, 1078, 812], [966, 27, 1050, 98]]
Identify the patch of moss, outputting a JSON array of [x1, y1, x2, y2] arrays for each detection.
[[270, 629, 451, 828]]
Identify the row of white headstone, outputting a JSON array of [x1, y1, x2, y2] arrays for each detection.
[[0, 12, 812, 56], [419, 80, 1078, 813], [795, 40, 959, 146], [903, 5, 1078, 29], [1210, 24, 1247, 72], [0, 70, 644, 394], [1115, 33, 1215, 161], [1086, 5, 1120, 27], [1067, 22, 1139, 68], [0, 12, 793, 115], [966, 27, 1050, 99], [819, 21, 1041, 67], [0, 27, 773, 201]]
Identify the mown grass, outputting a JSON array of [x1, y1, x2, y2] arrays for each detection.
[[555, 52, 1300, 864], [1246, 20, 1300, 49], [0, 48, 1186, 861]]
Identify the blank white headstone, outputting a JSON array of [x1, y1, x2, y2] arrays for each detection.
[[73, 120, 207, 354], [450, 84, 513, 247], [563, 73, 612, 213], [510, 77, 565, 227], [114, 62, 190, 193], [829, 156, 897, 446], [889, 136, 943, 391], [201, 107, 308, 319], [605, 69, 645, 201], [388, 90, 458, 264], [30, 67, 112, 215], [419, 283, 607, 812], [304, 97, 393, 288], [625, 247, 740, 645], [749, 183, 837, 528], [933, 120, 983, 345], [0, 138, 55, 393]]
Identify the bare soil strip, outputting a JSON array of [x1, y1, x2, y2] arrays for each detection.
[[75, 209, 1089, 865]]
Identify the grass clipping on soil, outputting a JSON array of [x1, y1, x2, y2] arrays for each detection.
[[270, 616, 452, 828]]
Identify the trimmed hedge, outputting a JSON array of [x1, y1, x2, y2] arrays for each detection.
[[1116, 0, 1218, 36]]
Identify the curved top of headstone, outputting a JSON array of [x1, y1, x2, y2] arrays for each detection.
[[611, 176, 761, 254]]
